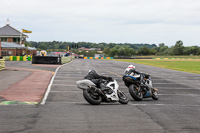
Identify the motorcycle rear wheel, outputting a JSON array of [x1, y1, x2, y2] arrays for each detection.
[[117, 90, 129, 104], [129, 84, 143, 101], [83, 89, 102, 105]]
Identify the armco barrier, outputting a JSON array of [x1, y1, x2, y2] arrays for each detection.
[[0, 59, 5, 71]]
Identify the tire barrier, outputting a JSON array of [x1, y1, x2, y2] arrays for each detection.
[[2, 56, 74, 64], [84, 57, 114, 59], [9, 56, 13, 61], [28, 56, 31, 61], [3, 56, 32, 61], [20, 56, 23, 61], [0, 59, 5, 71]]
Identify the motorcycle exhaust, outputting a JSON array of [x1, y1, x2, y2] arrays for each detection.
[[91, 87, 111, 102]]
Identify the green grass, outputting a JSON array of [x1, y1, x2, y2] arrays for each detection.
[[113, 59, 200, 74], [137, 55, 200, 59]]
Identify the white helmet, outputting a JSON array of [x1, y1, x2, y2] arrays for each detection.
[[128, 65, 135, 69]]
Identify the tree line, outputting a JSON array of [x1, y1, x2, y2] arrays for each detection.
[[27, 40, 200, 57]]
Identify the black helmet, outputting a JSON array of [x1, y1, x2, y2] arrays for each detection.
[[88, 69, 98, 75]]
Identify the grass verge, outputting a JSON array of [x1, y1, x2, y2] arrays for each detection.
[[113, 59, 200, 74]]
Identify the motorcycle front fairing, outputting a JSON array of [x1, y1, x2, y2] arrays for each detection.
[[123, 75, 140, 86], [143, 78, 153, 98], [104, 79, 119, 101]]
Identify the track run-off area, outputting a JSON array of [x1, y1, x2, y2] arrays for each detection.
[[1, 59, 200, 133]]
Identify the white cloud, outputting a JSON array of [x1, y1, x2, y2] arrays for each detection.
[[0, 0, 200, 46]]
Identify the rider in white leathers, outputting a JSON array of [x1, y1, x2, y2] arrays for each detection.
[[124, 65, 149, 88]]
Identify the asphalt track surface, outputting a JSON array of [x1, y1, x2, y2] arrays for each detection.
[[0, 62, 58, 103], [1, 59, 200, 133]]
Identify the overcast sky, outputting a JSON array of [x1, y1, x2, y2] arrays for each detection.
[[0, 0, 200, 46]]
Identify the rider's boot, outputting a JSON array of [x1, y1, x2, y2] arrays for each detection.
[[100, 83, 113, 94]]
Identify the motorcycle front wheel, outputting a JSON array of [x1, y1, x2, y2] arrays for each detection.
[[117, 90, 129, 104], [83, 89, 102, 105], [152, 88, 159, 100], [129, 84, 143, 101]]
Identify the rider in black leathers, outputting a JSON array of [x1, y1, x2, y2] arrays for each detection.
[[84, 69, 112, 90]]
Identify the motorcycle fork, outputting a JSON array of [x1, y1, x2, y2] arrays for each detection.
[[88, 86, 99, 96], [135, 84, 143, 93], [136, 83, 147, 96], [152, 88, 158, 93]]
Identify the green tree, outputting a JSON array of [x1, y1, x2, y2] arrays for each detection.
[[137, 47, 156, 55], [159, 43, 165, 47], [172, 40, 184, 55], [38, 42, 48, 50], [118, 47, 126, 57], [183, 46, 200, 55], [137, 47, 150, 55], [158, 43, 168, 55], [89, 43, 97, 48], [110, 48, 118, 57], [103, 47, 111, 56], [124, 47, 136, 56]]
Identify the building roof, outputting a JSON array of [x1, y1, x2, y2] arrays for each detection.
[[78, 47, 91, 51], [1, 42, 26, 49], [72, 53, 80, 57], [78, 47, 101, 51], [0, 24, 27, 37]]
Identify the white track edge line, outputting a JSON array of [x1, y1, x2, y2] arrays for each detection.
[[40, 60, 73, 105]]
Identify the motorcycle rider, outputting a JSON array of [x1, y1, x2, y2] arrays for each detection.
[[124, 65, 140, 76], [84, 69, 112, 91], [124, 65, 148, 88]]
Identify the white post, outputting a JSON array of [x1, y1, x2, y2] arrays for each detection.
[[20, 30, 22, 45]]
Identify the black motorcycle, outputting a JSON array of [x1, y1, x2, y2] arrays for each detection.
[[123, 73, 159, 101]]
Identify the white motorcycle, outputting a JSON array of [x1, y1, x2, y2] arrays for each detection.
[[76, 78, 129, 105]]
